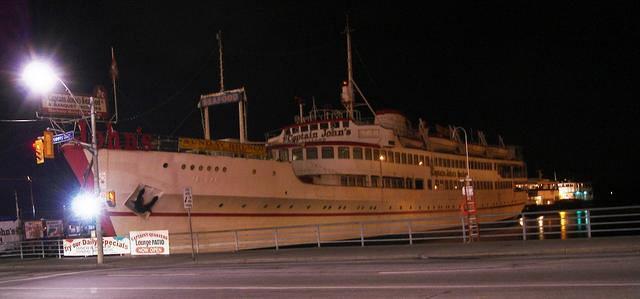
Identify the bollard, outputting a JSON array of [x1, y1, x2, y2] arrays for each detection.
[[360, 223, 365, 247], [41, 240, 45, 258], [20, 242, 23, 260], [58, 240, 62, 259]]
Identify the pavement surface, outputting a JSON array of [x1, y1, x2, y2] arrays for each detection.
[[2, 236, 639, 270]]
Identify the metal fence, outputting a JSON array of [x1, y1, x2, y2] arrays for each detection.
[[2, 205, 640, 260], [169, 205, 640, 254], [0, 239, 63, 259]]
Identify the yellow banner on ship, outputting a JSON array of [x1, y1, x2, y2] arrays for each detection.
[[179, 138, 266, 157]]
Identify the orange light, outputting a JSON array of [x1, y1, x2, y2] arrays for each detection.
[[33, 139, 44, 164], [106, 191, 116, 207]]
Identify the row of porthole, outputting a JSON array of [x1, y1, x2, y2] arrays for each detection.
[[170, 163, 227, 173]]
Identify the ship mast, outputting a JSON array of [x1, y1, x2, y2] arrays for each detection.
[[341, 16, 376, 119], [342, 17, 355, 119]]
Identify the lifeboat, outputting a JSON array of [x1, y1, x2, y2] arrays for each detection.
[[486, 146, 509, 159], [428, 136, 458, 153]]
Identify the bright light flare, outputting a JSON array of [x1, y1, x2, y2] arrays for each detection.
[[71, 192, 101, 219], [22, 60, 58, 93]]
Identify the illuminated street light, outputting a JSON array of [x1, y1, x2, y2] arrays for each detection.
[[21, 59, 104, 264], [22, 61, 57, 94], [71, 192, 101, 219]]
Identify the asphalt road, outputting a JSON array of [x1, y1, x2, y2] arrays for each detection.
[[1, 252, 638, 298]]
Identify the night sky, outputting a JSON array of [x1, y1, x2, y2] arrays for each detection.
[[0, 1, 637, 219]]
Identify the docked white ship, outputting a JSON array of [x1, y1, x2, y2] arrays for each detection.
[[61, 25, 528, 251]]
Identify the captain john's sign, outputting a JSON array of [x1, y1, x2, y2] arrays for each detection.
[[198, 88, 245, 108], [41, 93, 109, 119], [284, 127, 352, 144]]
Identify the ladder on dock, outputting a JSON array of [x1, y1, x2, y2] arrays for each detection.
[[465, 196, 480, 242], [462, 185, 480, 243]]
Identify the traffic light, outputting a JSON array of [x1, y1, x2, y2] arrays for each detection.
[[43, 131, 54, 159], [33, 139, 44, 164]]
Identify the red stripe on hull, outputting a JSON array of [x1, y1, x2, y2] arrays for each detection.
[[107, 202, 522, 218]]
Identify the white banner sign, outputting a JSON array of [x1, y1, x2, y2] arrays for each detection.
[[41, 93, 109, 119], [0, 221, 20, 252], [63, 236, 131, 257], [130, 230, 170, 255], [198, 88, 245, 108]]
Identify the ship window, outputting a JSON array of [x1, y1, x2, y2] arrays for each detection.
[[415, 179, 424, 190], [292, 127, 299, 134], [279, 149, 289, 161], [332, 121, 340, 128], [394, 152, 401, 164], [342, 121, 349, 128], [311, 123, 319, 131], [353, 147, 363, 159], [406, 178, 413, 189], [163, 163, 168, 168], [387, 151, 393, 163], [301, 125, 309, 132], [306, 147, 318, 160], [373, 149, 380, 161], [322, 147, 334, 159], [407, 154, 412, 165], [190, 165, 195, 170], [198, 165, 203, 171], [320, 122, 329, 130], [401, 153, 407, 164], [364, 148, 373, 160], [371, 175, 380, 187], [338, 147, 350, 159], [341, 176, 348, 186], [292, 148, 303, 160]]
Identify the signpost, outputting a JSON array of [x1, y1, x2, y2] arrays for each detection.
[[183, 187, 195, 260]]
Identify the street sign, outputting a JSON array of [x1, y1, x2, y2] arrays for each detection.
[[183, 187, 193, 209], [53, 131, 74, 144]]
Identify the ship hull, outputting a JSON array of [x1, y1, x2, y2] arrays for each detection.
[[63, 145, 526, 252]]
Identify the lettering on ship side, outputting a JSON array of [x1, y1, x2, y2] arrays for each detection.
[[430, 168, 467, 178], [284, 128, 352, 144]]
